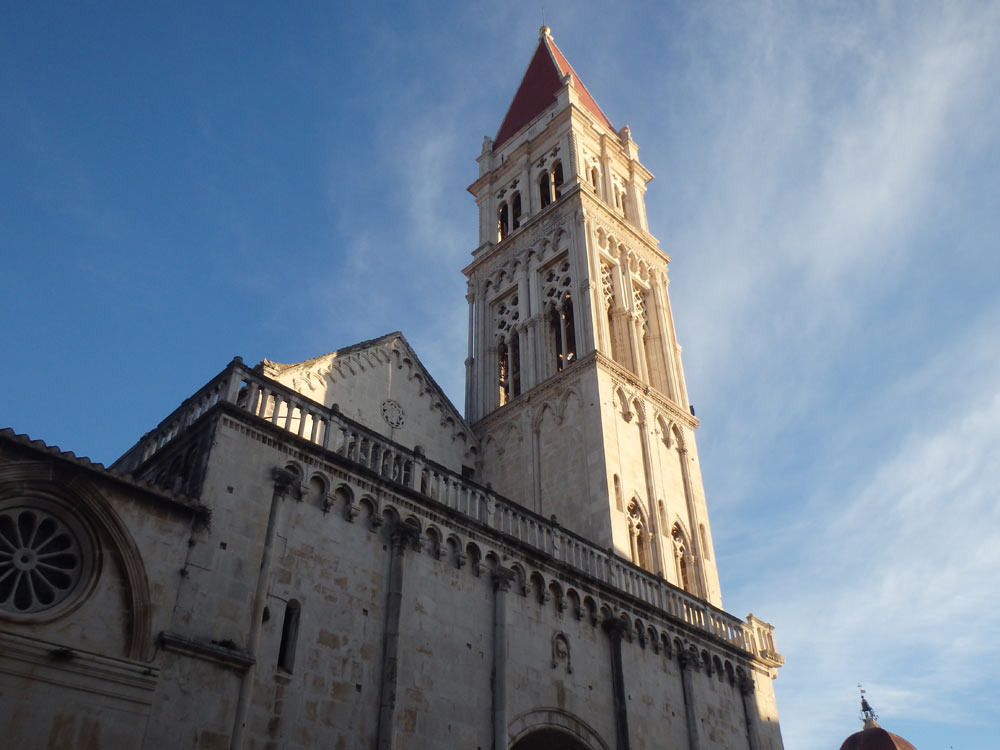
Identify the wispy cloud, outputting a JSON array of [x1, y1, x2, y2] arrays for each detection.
[[747, 308, 1000, 748], [669, 4, 1000, 747]]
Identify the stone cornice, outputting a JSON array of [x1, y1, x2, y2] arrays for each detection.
[[208, 399, 779, 672], [471, 351, 594, 434], [579, 189, 668, 264], [593, 353, 698, 430], [159, 631, 255, 671], [471, 351, 698, 434], [462, 189, 578, 280]]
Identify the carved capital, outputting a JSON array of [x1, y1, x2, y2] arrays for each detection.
[[677, 649, 693, 671], [492, 566, 516, 592], [271, 467, 298, 497], [390, 522, 420, 552], [602, 615, 628, 641]]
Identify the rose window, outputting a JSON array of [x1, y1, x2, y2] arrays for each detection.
[[0, 503, 91, 616], [381, 399, 405, 428]]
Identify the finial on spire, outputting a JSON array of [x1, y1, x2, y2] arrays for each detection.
[[540, 23, 551, 40], [858, 684, 880, 730]]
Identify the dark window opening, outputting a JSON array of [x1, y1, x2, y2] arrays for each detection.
[[498, 202, 509, 241], [550, 296, 576, 373], [563, 298, 576, 364], [552, 161, 564, 200], [511, 192, 522, 229], [550, 307, 563, 371], [498, 340, 510, 406], [539, 173, 552, 209], [509, 334, 521, 397], [277, 599, 301, 672]]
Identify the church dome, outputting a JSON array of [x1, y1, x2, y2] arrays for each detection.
[[840, 727, 916, 750], [840, 696, 917, 750]]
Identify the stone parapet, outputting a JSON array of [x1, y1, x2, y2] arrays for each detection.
[[114, 358, 782, 669]]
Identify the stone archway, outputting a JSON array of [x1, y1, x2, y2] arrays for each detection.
[[511, 728, 589, 750], [508, 708, 609, 750]]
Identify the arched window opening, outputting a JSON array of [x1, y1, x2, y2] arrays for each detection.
[[498, 340, 510, 406], [277, 599, 301, 672], [552, 161, 564, 200], [539, 172, 552, 209], [549, 298, 575, 373], [498, 202, 509, 241], [549, 306, 563, 371], [589, 166, 599, 190], [627, 500, 650, 572], [511, 192, 522, 230], [509, 334, 521, 397], [563, 297, 576, 364]]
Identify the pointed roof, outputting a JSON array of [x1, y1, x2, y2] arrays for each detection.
[[493, 27, 613, 150]]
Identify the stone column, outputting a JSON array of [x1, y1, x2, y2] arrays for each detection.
[[531, 424, 543, 516], [375, 523, 420, 750], [739, 672, 761, 750], [678, 649, 701, 750], [516, 266, 533, 391], [676, 444, 710, 598], [230, 467, 297, 750], [491, 567, 515, 750], [658, 275, 691, 410], [603, 616, 631, 750], [634, 416, 666, 576], [466, 291, 476, 417]]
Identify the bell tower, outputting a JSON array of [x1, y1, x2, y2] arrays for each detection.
[[465, 27, 723, 606]]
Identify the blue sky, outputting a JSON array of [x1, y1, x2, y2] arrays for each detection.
[[3, 2, 999, 748]]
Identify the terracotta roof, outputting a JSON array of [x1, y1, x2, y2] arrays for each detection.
[[840, 727, 917, 750], [494, 29, 613, 150]]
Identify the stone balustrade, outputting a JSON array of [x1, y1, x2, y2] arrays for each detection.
[[116, 357, 781, 665]]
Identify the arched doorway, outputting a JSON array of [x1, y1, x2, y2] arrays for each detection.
[[511, 728, 589, 750]]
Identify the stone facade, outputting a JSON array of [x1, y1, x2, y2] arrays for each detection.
[[0, 27, 784, 750]]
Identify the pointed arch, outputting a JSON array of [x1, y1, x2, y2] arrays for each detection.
[[671, 521, 698, 596], [626, 496, 653, 572]]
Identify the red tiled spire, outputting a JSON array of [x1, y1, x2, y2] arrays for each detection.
[[493, 27, 614, 150]]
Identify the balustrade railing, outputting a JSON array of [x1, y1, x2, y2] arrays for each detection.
[[116, 357, 777, 662]]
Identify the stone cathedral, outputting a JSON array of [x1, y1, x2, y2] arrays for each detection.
[[0, 28, 784, 750]]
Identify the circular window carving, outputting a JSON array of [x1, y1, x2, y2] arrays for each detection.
[[381, 399, 405, 428], [0, 499, 96, 618]]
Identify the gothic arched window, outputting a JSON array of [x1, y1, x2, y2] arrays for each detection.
[[672, 524, 697, 595], [511, 192, 522, 230], [549, 299, 576, 373], [627, 499, 650, 572]]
